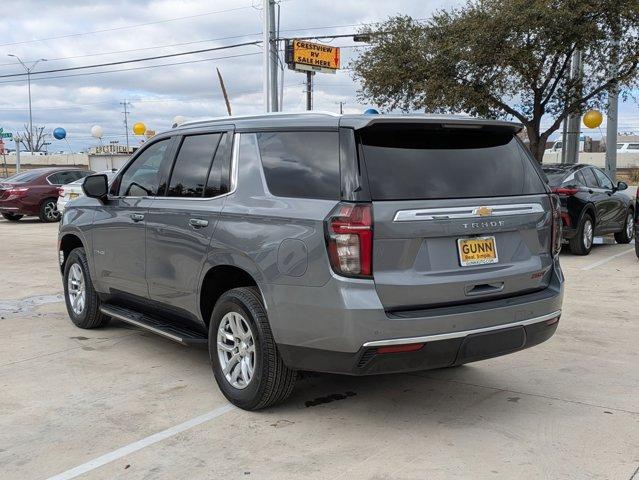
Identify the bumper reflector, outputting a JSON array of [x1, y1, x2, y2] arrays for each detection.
[[377, 343, 424, 355], [545, 316, 560, 326]]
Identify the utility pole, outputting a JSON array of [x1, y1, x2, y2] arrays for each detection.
[[8, 55, 47, 154], [120, 100, 131, 152], [262, 0, 279, 112], [606, 28, 621, 181], [14, 135, 21, 174], [306, 71, 314, 111], [565, 50, 583, 164]]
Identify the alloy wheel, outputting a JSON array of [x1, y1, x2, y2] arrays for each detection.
[[626, 213, 634, 240], [44, 201, 60, 221], [67, 263, 86, 315], [217, 311, 255, 389], [583, 219, 593, 250]]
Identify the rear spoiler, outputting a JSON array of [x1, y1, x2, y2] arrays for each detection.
[[339, 115, 523, 133]]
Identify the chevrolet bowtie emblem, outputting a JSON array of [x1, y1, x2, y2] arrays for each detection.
[[475, 206, 493, 217]]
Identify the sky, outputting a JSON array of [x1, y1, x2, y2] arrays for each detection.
[[1, 0, 637, 152]]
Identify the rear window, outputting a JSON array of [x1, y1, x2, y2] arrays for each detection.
[[358, 126, 547, 200], [3, 170, 42, 183], [256, 131, 339, 200], [541, 167, 568, 187]]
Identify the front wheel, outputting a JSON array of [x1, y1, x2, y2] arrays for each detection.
[[39, 198, 60, 222], [569, 214, 594, 255], [208, 287, 296, 410], [1, 213, 23, 221], [63, 247, 110, 329], [614, 211, 634, 244]]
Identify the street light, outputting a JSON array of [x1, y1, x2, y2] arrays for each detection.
[[8, 54, 47, 154]]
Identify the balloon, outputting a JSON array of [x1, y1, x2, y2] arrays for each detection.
[[53, 127, 66, 140], [132, 122, 146, 135], [172, 115, 186, 126], [363, 108, 379, 115], [91, 125, 103, 139], [583, 110, 603, 129]]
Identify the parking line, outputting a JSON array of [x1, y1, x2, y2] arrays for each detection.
[[45, 404, 234, 480], [581, 248, 635, 271]]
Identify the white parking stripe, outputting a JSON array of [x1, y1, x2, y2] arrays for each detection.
[[581, 248, 635, 270], [45, 404, 234, 480]]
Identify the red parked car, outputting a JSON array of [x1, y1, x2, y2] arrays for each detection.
[[0, 167, 93, 222]]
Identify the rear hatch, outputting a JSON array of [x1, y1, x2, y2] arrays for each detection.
[[357, 123, 553, 311]]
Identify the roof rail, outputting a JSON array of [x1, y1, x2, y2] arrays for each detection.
[[177, 111, 340, 128]]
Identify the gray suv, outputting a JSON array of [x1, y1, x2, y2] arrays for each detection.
[[58, 113, 564, 410]]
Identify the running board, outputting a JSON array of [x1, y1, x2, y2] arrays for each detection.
[[100, 304, 207, 346]]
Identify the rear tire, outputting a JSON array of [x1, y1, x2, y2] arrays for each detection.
[[2, 213, 23, 221], [569, 213, 594, 255], [39, 198, 60, 222], [208, 287, 296, 410], [63, 247, 110, 329], [614, 211, 634, 244]]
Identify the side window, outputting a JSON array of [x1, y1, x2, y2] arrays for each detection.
[[256, 131, 340, 199], [47, 173, 61, 185], [593, 168, 613, 190], [204, 133, 232, 198], [49, 171, 77, 185], [581, 168, 599, 189], [572, 171, 586, 186], [167, 133, 221, 198], [628, 144, 639, 150], [119, 139, 170, 196]]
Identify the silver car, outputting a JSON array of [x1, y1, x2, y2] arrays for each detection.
[[58, 113, 564, 410]]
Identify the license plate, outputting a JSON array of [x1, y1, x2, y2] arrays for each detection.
[[69, 193, 79, 199], [457, 236, 498, 266]]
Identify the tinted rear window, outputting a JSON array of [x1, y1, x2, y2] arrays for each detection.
[[359, 126, 547, 200], [3, 170, 42, 183], [540, 167, 569, 186], [256, 131, 339, 199]]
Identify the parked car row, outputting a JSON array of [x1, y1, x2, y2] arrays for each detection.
[[540, 164, 634, 255], [0, 168, 94, 222]]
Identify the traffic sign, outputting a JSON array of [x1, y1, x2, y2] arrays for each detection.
[[286, 40, 340, 73], [0, 128, 12, 140]]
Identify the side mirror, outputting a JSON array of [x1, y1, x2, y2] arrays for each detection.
[[82, 174, 109, 201], [616, 181, 628, 191]]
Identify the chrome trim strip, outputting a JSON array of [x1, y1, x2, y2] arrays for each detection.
[[393, 203, 545, 222], [362, 310, 561, 348], [100, 306, 185, 345]]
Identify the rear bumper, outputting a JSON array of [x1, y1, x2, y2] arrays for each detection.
[[266, 259, 564, 373], [279, 316, 559, 375], [0, 198, 37, 215]]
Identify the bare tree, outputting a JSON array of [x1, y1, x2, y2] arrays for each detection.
[[19, 124, 48, 152]]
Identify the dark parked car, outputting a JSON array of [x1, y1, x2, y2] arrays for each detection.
[[0, 167, 93, 222], [541, 164, 634, 255], [58, 113, 563, 410]]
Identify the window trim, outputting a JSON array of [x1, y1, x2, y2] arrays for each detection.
[[151, 132, 239, 202], [46, 170, 84, 186], [592, 167, 614, 190], [112, 136, 174, 198], [164, 132, 222, 199]]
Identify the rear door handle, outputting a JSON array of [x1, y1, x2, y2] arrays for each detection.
[[130, 213, 145, 222], [189, 218, 209, 229]]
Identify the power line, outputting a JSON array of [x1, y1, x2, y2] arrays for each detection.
[[0, 43, 364, 85], [0, 52, 262, 85], [0, 33, 264, 68], [0, 5, 258, 47], [0, 41, 261, 79]]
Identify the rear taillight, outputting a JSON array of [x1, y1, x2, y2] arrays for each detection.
[[551, 187, 579, 196], [325, 202, 373, 278], [7, 187, 28, 198], [550, 194, 562, 258]]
